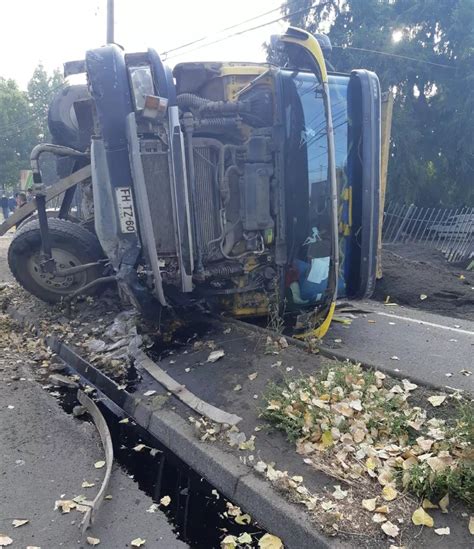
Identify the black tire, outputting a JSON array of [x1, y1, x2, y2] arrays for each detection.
[[8, 218, 105, 303]]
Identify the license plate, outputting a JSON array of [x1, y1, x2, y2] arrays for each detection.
[[115, 187, 137, 234]]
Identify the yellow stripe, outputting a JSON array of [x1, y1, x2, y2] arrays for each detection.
[[294, 301, 336, 340], [278, 27, 328, 83]]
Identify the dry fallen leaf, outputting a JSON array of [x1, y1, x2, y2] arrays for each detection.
[[321, 501, 335, 511], [130, 538, 146, 547], [402, 379, 418, 392], [373, 513, 387, 523], [469, 516, 474, 535], [417, 438, 434, 452], [234, 513, 251, 525], [11, 519, 28, 529], [0, 536, 13, 547], [412, 507, 434, 527], [54, 500, 76, 513], [248, 372, 258, 381], [143, 390, 156, 397], [118, 418, 129, 424], [94, 460, 106, 469], [160, 495, 171, 507], [382, 521, 400, 537], [221, 535, 237, 549], [81, 481, 95, 488], [332, 485, 348, 500], [382, 485, 398, 501], [86, 537, 100, 546], [133, 444, 147, 452], [362, 498, 377, 511], [420, 294, 428, 301], [321, 431, 334, 448], [439, 493, 449, 513], [375, 505, 390, 514], [258, 533, 284, 549], [237, 532, 252, 544], [434, 527, 450, 536], [422, 498, 438, 510], [427, 395, 446, 407]]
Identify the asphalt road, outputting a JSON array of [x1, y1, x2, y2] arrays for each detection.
[[0, 317, 187, 549], [324, 300, 473, 393]]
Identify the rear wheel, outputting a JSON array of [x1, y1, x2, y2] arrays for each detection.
[[8, 218, 105, 303]]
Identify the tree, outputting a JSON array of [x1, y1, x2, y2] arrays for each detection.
[[27, 64, 64, 142], [277, 0, 474, 206], [0, 78, 36, 190], [0, 65, 64, 191], [27, 64, 64, 184]]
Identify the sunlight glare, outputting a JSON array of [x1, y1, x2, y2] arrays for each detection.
[[392, 29, 403, 43]]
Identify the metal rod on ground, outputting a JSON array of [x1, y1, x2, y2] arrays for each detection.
[[107, 0, 114, 44]]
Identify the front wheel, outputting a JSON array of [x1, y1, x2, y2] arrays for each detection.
[[8, 218, 105, 303]]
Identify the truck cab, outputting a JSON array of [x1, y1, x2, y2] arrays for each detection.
[[8, 28, 380, 336]]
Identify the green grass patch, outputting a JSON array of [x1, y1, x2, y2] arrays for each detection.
[[262, 362, 473, 507]]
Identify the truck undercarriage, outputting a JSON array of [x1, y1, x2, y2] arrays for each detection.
[[4, 27, 380, 337]]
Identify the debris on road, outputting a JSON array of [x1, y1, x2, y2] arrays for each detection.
[[207, 349, 225, 363]]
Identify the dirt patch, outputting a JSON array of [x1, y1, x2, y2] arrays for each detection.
[[374, 243, 473, 320]]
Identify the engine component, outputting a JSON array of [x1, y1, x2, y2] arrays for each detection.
[[240, 163, 274, 231], [239, 132, 274, 235]]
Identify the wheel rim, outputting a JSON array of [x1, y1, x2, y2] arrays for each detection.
[[27, 247, 88, 295]]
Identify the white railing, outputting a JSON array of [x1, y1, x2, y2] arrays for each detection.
[[382, 203, 474, 263]]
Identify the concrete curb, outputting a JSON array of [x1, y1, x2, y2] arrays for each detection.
[[7, 304, 332, 549]]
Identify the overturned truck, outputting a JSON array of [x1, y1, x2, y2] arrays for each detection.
[[6, 27, 380, 337]]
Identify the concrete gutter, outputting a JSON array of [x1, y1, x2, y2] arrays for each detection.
[[7, 304, 333, 549]]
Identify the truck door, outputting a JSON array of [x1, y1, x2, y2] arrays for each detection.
[[344, 70, 381, 298]]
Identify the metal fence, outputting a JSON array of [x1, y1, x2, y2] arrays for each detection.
[[382, 203, 474, 263]]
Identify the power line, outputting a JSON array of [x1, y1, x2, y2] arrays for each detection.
[[165, 2, 323, 60], [334, 45, 455, 70], [161, 0, 295, 57]]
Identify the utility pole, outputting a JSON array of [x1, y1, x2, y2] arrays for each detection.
[[107, 0, 114, 44]]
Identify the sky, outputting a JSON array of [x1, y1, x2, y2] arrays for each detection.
[[0, 0, 288, 89]]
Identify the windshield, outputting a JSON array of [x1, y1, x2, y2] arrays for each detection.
[[281, 70, 348, 306]]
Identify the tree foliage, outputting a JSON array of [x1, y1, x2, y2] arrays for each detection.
[[278, 0, 474, 206], [0, 64, 63, 190]]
